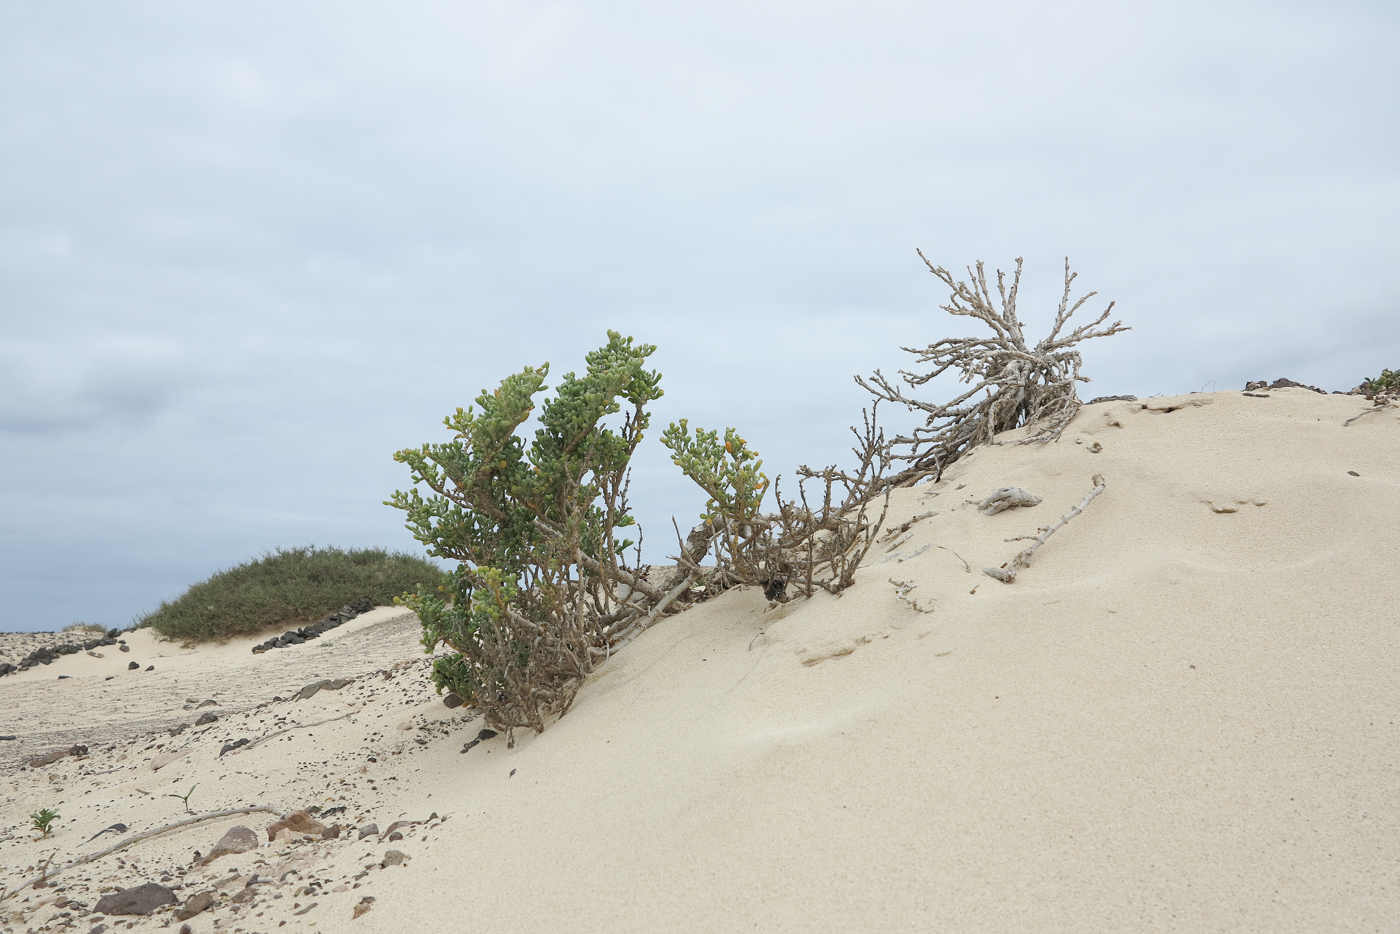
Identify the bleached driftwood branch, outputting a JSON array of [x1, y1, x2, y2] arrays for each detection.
[[983, 475, 1105, 583], [1, 806, 282, 901], [240, 714, 352, 753]]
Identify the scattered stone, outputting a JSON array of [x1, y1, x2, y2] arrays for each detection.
[[168, 723, 188, 736], [83, 823, 129, 844], [461, 739, 479, 753], [145, 665, 154, 671], [196, 712, 219, 725], [387, 831, 403, 842], [442, 692, 464, 709], [219, 738, 250, 756], [357, 823, 379, 840], [381, 849, 406, 868], [91, 924, 111, 934], [196, 699, 219, 708], [179, 925, 193, 934], [201, 825, 259, 865], [293, 901, 319, 915], [266, 810, 327, 841], [185, 697, 199, 704], [477, 729, 498, 741], [0, 734, 15, 740], [119, 643, 130, 652], [174, 890, 215, 920], [321, 823, 342, 839], [295, 678, 352, 701], [354, 895, 376, 918], [93, 882, 178, 916], [1245, 377, 1327, 394], [150, 749, 190, 771], [128, 661, 140, 670], [26, 745, 85, 768]]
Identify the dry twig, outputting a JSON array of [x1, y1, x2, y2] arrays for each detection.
[[983, 475, 1106, 583]]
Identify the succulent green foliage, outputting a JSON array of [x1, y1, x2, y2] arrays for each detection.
[[387, 331, 662, 736], [1360, 368, 1399, 394], [660, 421, 769, 528], [30, 808, 59, 837], [167, 784, 199, 814]]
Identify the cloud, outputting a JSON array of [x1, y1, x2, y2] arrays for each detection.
[[0, 0, 1396, 629], [0, 339, 193, 435]]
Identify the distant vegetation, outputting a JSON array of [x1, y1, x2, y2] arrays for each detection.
[[1359, 368, 1399, 395], [61, 622, 107, 634], [139, 546, 443, 643]]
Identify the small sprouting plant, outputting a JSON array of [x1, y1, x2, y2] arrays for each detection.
[[167, 784, 198, 814], [1360, 368, 1398, 395], [30, 808, 59, 837]]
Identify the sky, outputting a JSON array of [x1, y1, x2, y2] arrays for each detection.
[[1, 0, 1397, 631]]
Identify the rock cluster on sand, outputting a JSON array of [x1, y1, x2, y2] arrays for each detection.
[[0, 630, 125, 677], [250, 598, 374, 654]]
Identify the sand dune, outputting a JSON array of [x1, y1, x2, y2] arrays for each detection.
[[2, 388, 1397, 932]]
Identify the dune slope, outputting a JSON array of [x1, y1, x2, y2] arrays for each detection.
[[2, 388, 1396, 933]]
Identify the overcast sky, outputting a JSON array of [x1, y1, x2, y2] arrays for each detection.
[[2, 0, 1396, 631]]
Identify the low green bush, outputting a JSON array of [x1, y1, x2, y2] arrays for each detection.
[[1359, 368, 1399, 395], [388, 332, 667, 740], [139, 546, 442, 643]]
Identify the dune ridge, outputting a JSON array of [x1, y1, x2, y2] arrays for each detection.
[[2, 388, 1397, 932]]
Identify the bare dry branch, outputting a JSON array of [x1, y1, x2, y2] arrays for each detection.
[[858, 255, 1128, 486], [983, 475, 1105, 583]]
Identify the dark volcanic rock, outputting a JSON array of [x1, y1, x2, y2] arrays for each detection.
[[196, 712, 219, 725], [442, 692, 464, 709], [249, 597, 376, 653], [128, 661, 140, 670], [94, 883, 178, 916], [219, 738, 249, 756]]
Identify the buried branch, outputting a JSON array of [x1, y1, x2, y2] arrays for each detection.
[[983, 475, 1106, 583], [1, 806, 282, 901]]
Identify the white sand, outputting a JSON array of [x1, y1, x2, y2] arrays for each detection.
[[2, 388, 1397, 932]]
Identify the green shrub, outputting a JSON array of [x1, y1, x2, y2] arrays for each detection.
[[1360, 368, 1399, 395], [663, 409, 891, 600], [388, 331, 674, 742], [61, 622, 107, 634], [139, 546, 442, 643]]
